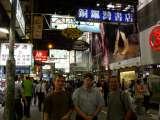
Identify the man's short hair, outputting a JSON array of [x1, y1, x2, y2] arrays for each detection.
[[83, 72, 94, 80], [54, 73, 65, 81]]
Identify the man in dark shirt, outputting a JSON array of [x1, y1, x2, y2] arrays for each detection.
[[44, 74, 73, 120]]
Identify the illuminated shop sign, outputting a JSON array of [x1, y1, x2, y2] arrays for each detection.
[[149, 25, 160, 51], [0, 43, 32, 66], [50, 15, 100, 33], [49, 49, 70, 73], [33, 50, 48, 62], [77, 8, 134, 23], [49, 49, 69, 59]]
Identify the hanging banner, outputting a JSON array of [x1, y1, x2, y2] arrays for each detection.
[[33, 16, 43, 39]]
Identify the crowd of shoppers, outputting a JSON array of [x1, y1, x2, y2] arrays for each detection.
[[1, 72, 154, 120]]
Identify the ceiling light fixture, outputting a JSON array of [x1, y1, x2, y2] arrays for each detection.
[[0, 28, 9, 34], [107, 4, 114, 9]]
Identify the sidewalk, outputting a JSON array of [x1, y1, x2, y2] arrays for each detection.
[[0, 104, 159, 120]]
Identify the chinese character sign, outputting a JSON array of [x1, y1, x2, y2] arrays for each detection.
[[77, 8, 134, 23], [0, 43, 32, 66], [33, 50, 48, 62]]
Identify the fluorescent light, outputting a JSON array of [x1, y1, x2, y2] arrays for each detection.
[[107, 4, 115, 9], [0, 28, 9, 34]]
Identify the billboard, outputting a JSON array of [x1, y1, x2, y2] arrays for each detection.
[[106, 23, 140, 63], [0, 43, 32, 66], [91, 22, 140, 67]]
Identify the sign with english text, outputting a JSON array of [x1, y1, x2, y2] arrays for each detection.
[[0, 43, 32, 66]]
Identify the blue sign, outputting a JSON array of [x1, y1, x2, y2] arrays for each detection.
[[77, 8, 134, 23]]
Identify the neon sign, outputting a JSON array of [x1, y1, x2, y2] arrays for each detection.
[[77, 8, 134, 23]]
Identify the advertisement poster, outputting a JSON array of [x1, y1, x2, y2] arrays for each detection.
[[105, 23, 140, 63], [91, 23, 140, 66], [91, 32, 108, 68]]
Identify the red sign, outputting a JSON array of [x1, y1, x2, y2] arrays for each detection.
[[149, 25, 160, 51], [33, 50, 48, 62]]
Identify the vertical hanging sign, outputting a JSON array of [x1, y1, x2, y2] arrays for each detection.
[[33, 16, 43, 39]]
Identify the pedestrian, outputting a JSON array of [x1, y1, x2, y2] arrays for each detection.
[[107, 76, 136, 120], [36, 80, 46, 112], [72, 72, 105, 120], [22, 76, 33, 118], [14, 75, 27, 120], [143, 77, 152, 113], [43, 74, 73, 120]]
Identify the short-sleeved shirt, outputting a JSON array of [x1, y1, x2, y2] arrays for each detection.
[[44, 91, 73, 120], [107, 91, 131, 120], [72, 86, 105, 115], [15, 82, 23, 99], [22, 80, 33, 97]]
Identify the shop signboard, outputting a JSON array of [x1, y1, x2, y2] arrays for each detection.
[[49, 49, 70, 72], [50, 15, 100, 33], [33, 50, 48, 62], [77, 8, 134, 23], [149, 25, 160, 51], [140, 24, 160, 65], [0, 43, 32, 66]]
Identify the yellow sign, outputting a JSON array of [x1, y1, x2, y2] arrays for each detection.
[[62, 28, 82, 40]]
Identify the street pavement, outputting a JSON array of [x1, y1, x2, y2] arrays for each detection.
[[0, 104, 159, 120]]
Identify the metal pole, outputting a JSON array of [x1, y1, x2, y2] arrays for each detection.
[[4, 0, 16, 119]]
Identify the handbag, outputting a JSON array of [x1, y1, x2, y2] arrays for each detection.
[[125, 109, 137, 120], [120, 92, 137, 120]]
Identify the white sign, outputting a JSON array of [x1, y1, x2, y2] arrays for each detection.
[[49, 49, 70, 72], [49, 49, 69, 59], [16, 0, 25, 35], [50, 15, 100, 33], [138, 0, 153, 11], [0, 43, 32, 66], [10, 0, 25, 36]]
